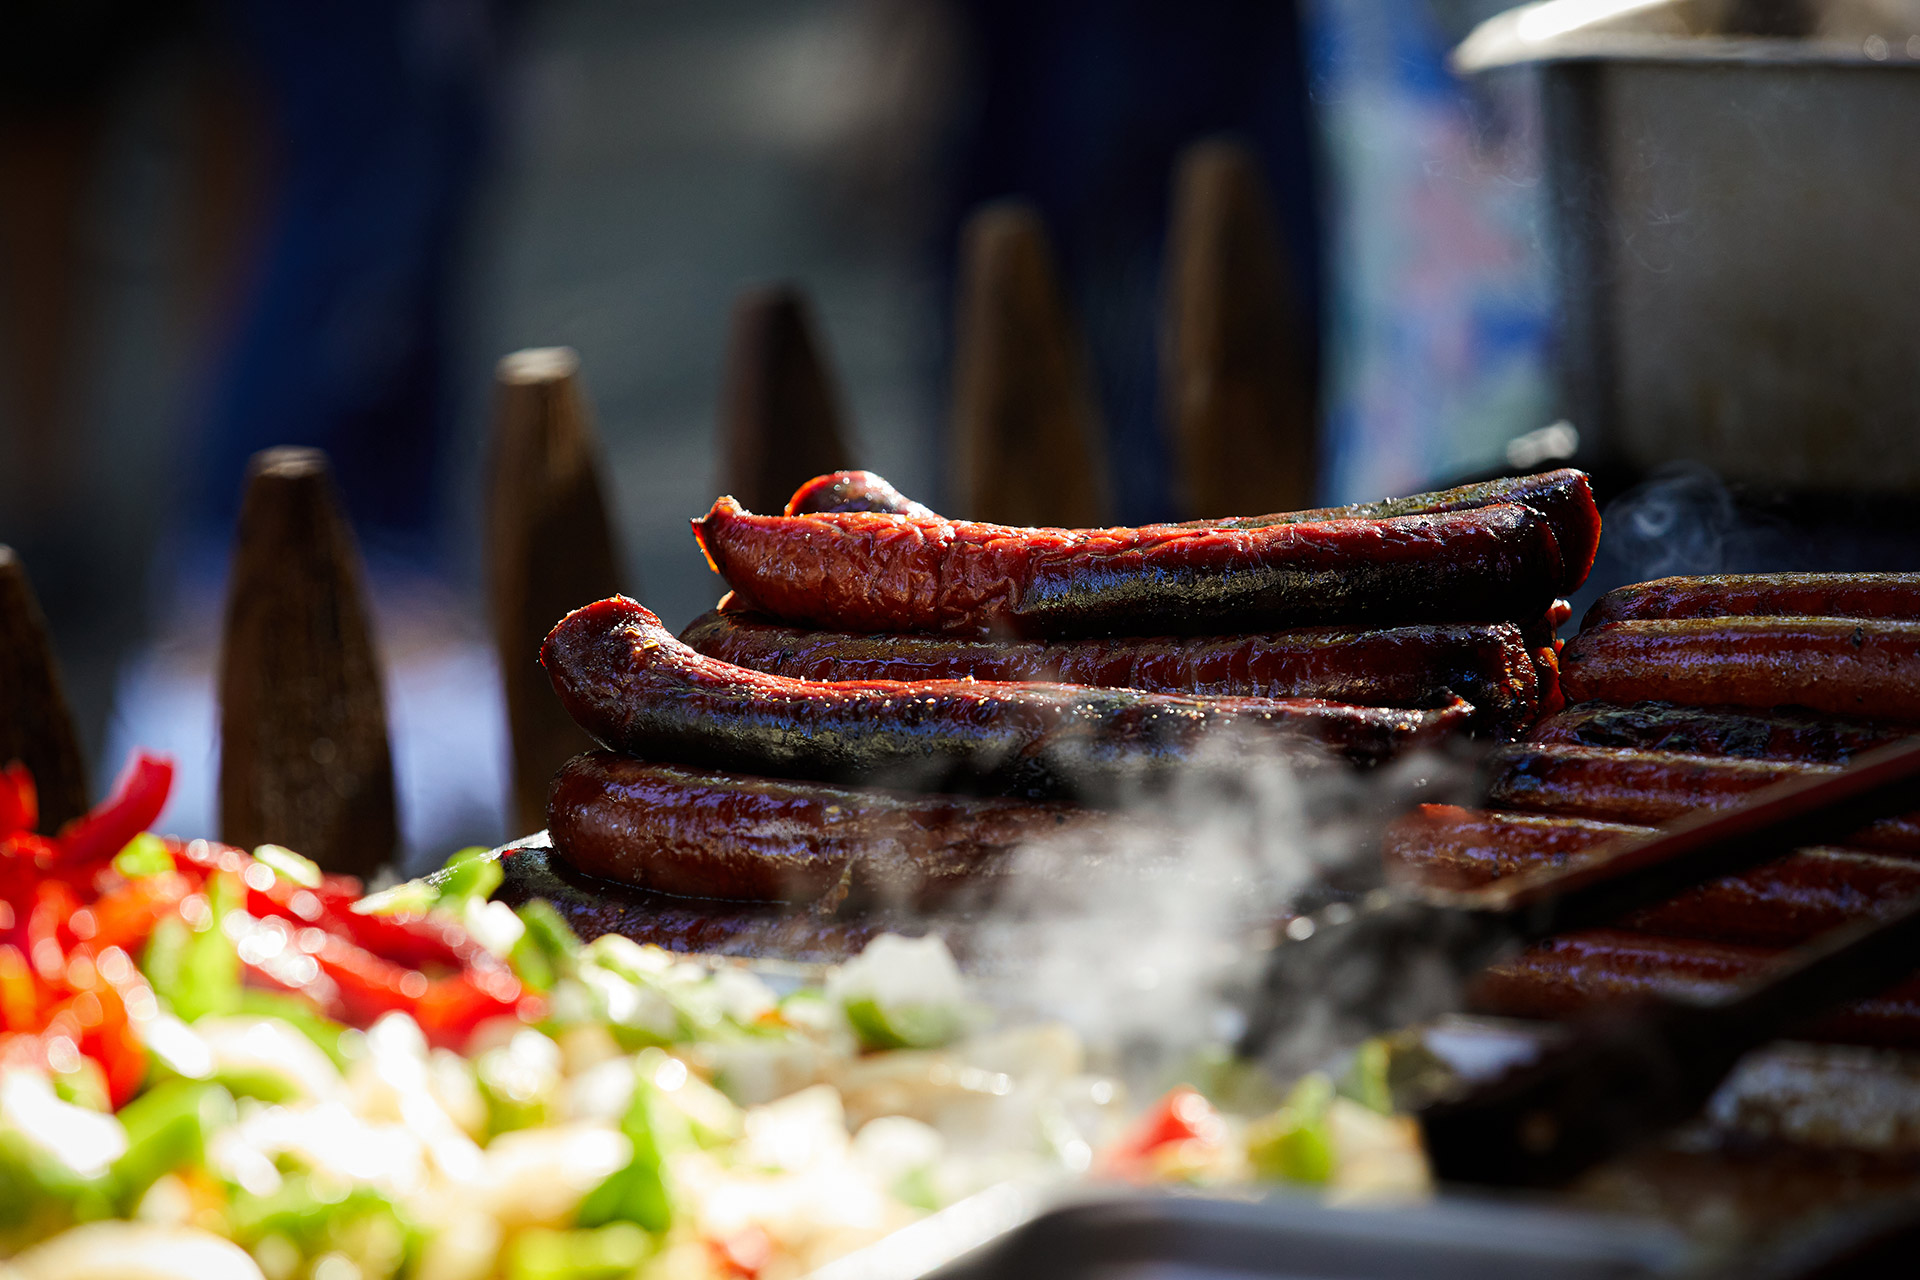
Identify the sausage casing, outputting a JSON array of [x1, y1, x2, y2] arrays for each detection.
[[1583, 573, 1920, 630], [548, 751, 1134, 910], [1469, 928, 1920, 1049], [1384, 803, 1920, 947], [693, 499, 1565, 640], [681, 609, 1542, 734], [1483, 744, 1920, 854], [543, 597, 1472, 800], [1528, 701, 1911, 764]]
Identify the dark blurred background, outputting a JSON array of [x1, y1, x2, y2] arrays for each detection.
[[0, 0, 1552, 866]]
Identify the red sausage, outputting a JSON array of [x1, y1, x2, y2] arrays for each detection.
[[1583, 573, 1920, 630], [1383, 803, 1920, 947], [542, 597, 1472, 800], [1560, 618, 1920, 722], [692, 499, 1565, 640], [1469, 928, 1920, 1049], [680, 610, 1542, 735], [547, 752, 1143, 910], [1483, 745, 1920, 854]]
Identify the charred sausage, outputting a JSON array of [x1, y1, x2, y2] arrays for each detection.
[[1560, 618, 1920, 722], [542, 597, 1473, 799], [1383, 803, 1920, 947], [1528, 702, 1911, 764], [1583, 573, 1920, 630], [1469, 928, 1920, 1048], [692, 500, 1565, 640], [782, 467, 1601, 594], [679, 609, 1543, 734], [547, 751, 1144, 910], [1483, 745, 1920, 853]]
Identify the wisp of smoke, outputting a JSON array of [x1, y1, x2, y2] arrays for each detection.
[[969, 730, 1481, 1093], [1599, 460, 1796, 583]]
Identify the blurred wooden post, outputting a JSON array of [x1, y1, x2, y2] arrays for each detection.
[[488, 347, 624, 835], [0, 547, 88, 831], [218, 447, 396, 878], [719, 286, 855, 514], [952, 200, 1110, 528], [1163, 138, 1317, 519]]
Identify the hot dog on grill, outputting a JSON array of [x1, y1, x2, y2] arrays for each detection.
[[1469, 928, 1920, 1049], [1583, 572, 1920, 630], [1560, 618, 1920, 722], [692, 500, 1565, 640], [680, 609, 1542, 734], [1383, 803, 1920, 947], [781, 467, 1601, 595], [542, 597, 1472, 800], [548, 751, 1142, 910], [1528, 701, 1911, 764], [1482, 744, 1920, 853]]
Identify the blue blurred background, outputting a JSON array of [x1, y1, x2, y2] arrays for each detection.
[[0, 0, 1554, 868]]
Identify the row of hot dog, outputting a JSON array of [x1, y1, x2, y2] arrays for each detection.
[[1383, 573, 1920, 1045], [534, 469, 1604, 916]]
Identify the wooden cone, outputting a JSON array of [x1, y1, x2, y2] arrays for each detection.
[[952, 201, 1109, 528], [0, 547, 88, 831], [1163, 138, 1317, 519], [719, 286, 855, 515], [218, 447, 396, 878], [488, 347, 624, 835]]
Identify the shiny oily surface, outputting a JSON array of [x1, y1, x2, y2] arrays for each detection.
[[542, 597, 1469, 800], [1582, 572, 1920, 629], [1470, 928, 1920, 1049], [1560, 617, 1920, 722], [1528, 701, 1912, 764], [682, 610, 1543, 734], [547, 751, 1129, 909], [1483, 745, 1920, 853], [1385, 803, 1920, 947], [693, 498, 1565, 640]]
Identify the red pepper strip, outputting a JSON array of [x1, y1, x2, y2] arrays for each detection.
[[412, 970, 537, 1047], [51, 959, 145, 1107], [0, 763, 36, 836], [0, 945, 42, 1032], [56, 752, 174, 870], [1101, 1086, 1228, 1178], [315, 882, 484, 973]]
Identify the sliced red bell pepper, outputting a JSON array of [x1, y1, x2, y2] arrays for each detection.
[[0, 945, 42, 1032], [1101, 1085, 1228, 1179], [86, 873, 192, 956], [0, 763, 36, 836], [56, 752, 174, 870]]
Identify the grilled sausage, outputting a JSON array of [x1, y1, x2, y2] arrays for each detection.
[[1560, 618, 1920, 722], [1583, 573, 1920, 630], [1483, 745, 1920, 853], [1383, 803, 1920, 947], [547, 751, 1146, 910], [680, 609, 1543, 734], [542, 597, 1473, 800], [780, 466, 1601, 594], [1528, 702, 1911, 764], [1469, 928, 1920, 1048], [693, 499, 1565, 640]]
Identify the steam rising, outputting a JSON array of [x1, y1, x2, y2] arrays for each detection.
[[965, 732, 1480, 1092], [1595, 461, 1793, 584]]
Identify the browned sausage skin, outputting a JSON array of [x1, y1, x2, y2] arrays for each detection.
[[681, 609, 1542, 735], [548, 751, 1138, 911], [1527, 702, 1911, 764], [1583, 572, 1920, 630], [1482, 745, 1920, 853], [693, 499, 1565, 641], [1383, 803, 1920, 947], [1469, 929, 1920, 1049], [1560, 618, 1920, 722], [543, 597, 1471, 801]]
